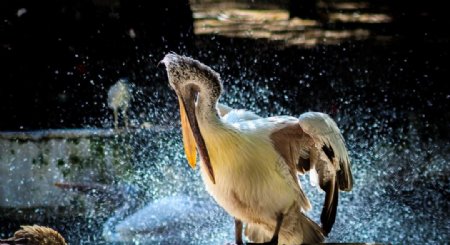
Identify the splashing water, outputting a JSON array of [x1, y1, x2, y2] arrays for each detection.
[[1, 39, 449, 245], [102, 71, 448, 244]]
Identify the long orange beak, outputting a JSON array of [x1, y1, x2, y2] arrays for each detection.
[[178, 97, 197, 169], [177, 94, 216, 184]]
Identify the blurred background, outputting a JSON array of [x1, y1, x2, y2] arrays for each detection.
[[0, 0, 449, 244]]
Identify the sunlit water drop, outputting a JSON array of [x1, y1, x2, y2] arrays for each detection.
[[1, 42, 448, 244]]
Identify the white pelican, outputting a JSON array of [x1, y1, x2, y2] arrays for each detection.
[[108, 79, 132, 130], [161, 53, 353, 244], [0, 225, 67, 245]]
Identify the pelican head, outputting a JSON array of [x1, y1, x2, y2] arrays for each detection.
[[161, 53, 222, 184]]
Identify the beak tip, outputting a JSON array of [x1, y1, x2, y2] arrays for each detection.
[[188, 159, 197, 169]]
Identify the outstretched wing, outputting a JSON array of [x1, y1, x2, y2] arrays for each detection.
[[298, 112, 353, 235], [298, 112, 352, 191], [270, 112, 353, 235]]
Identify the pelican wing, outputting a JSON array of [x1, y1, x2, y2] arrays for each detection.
[[269, 118, 315, 211], [298, 112, 352, 235], [270, 112, 352, 235], [298, 112, 352, 191]]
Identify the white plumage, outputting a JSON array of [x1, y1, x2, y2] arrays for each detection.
[[108, 79, 131, 129]]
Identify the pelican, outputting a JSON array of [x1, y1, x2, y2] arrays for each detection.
[[161, 53, 353, 244], [0, 225, 67, 245], [108, 79, 132, 130]]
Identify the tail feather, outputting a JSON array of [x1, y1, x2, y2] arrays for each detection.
[[320, 178, 339, 235], [299, 212, 325, 244]]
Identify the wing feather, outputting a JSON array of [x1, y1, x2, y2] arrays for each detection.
[[270, 112, 353, 235], [297, 112, 353, 235], [270, 119, 314, 211], [299, 112, 353, 191]]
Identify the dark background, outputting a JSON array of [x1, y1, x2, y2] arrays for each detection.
[[0, 0, 448, 137], [0, 0, 195, 130]]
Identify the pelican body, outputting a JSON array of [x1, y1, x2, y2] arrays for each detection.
[[108, 79, 132, 130], [162, 54, 353, 244]]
